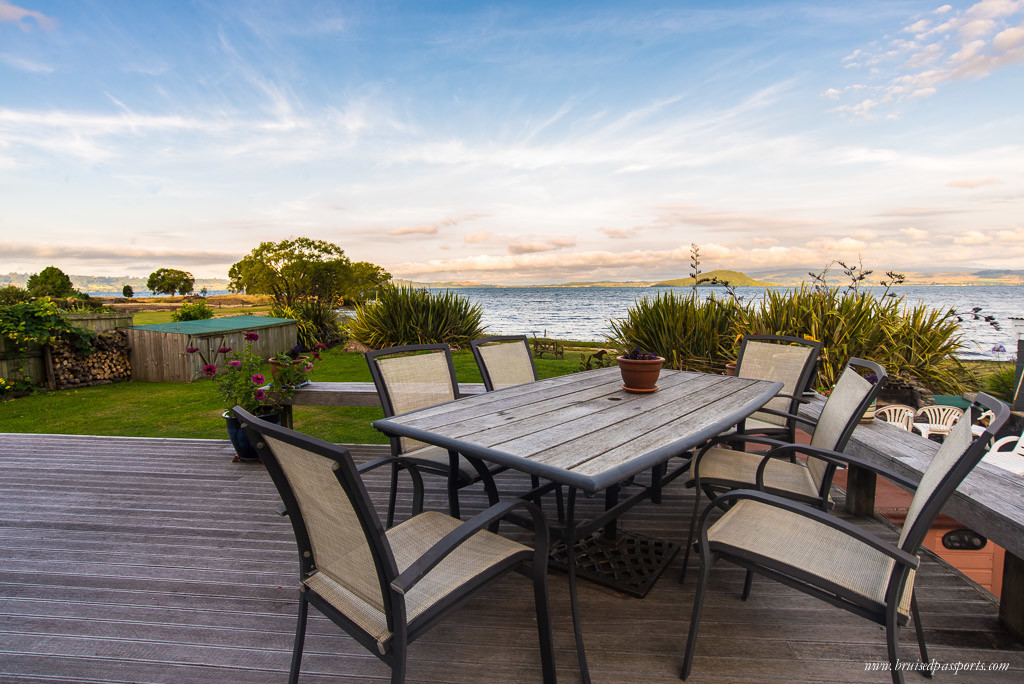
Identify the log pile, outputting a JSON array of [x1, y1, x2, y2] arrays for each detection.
[[50, 331, 131, 390]]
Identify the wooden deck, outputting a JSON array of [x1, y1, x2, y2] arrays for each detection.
[[1, 433, 1022, 683]]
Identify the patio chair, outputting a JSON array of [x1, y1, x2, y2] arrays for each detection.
[[982, 431, 1024, 476], [367, 344, 503, 527], [914, 404, 963, 441], [681, 358, 886, 580], [471, 334, 564, 518], [470, 335, 538, 391], [234, 408, 556, 684], [727, 334, 822, 443], [875, 404, 917, 432], [681, 393, 1009, 683]]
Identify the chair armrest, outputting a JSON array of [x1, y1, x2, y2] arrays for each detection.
[[356, 456, 397, 474], [762, 444, 920, 491], [700, 432, 790, 454], [989, 435, 1022, 453], [752, 406, 818, 427], [390, 499, 548, 595], [703, 489, 920, 570]]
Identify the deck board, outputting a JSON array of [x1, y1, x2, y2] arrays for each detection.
[[1, 432, 1021, 683]]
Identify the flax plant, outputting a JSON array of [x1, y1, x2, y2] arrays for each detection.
[[345, 285, 485, 349], [608, 291, 744, 373]]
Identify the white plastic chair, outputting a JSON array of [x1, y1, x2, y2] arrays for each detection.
[[914, 405, 964, 441], [874, 404, 916, 432], [982, 432, 1024, 476]]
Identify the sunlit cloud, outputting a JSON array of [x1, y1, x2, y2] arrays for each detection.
[[901, 227, 928, 241], [0, 1, 57, 31], [1, 241, 239, 265], [953, 230, 990, 245], [833, 0, 1024, 116], [948, 177, 1002, 187]]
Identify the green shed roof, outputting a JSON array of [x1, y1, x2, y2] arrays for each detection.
[[129, 315, 295, 335]]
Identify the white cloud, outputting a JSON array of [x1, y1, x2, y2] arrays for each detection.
[[0, 53, 53, 73], [947, 177, 1001, 187], [835, 1, 1024, 116], [953, 230, 989, 244], [901, 227, 929, 240]]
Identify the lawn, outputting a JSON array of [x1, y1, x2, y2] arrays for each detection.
[[131, 304, 273, 326], [0, 347, 592, 444]]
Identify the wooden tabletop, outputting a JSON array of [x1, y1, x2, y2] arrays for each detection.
[[373, 366, 781, 494]]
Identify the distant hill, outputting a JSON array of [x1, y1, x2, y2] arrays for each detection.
[[652, 270, 773, 288], [0, 272, 230, 294], [746, 268, 1024, 286]]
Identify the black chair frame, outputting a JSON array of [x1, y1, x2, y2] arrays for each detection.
[[236, 407, 557, 684]]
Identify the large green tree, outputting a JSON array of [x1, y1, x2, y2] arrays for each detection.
[[228, 237, 390, 306], [26, 266, 77, 298], [147, 268, 195, 296]]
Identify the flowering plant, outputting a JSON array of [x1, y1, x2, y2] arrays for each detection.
[[186, 332, 320, 417], [619, 347, 662, 361], [268, 343, 324, 388]]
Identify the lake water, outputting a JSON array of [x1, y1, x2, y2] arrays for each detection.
[[435, 286, 1023, 360]]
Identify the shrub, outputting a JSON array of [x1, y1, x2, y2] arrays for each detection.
[[608, 291, 744, 373], [983, 365, 1020, 404], [271, 301, 345, 349], [345, 285, 485, 349], [733, 285, 967, 392], [172, 301, 215, 322], [0, 285, 30, 305]]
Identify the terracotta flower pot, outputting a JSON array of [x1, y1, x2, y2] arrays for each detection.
[[617, 356, 665, 392], [268, 355, 310, 382], [725, 362, 737, 376]]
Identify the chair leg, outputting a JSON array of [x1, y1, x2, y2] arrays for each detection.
[[447, 474, 461, 519], [390, 636, 407, 684], [288, 592, 308, 684], [885, 607, 906, 684], [740, 569, 753, 601], [681, 555, 714, 680], [531, 558, 557, 683], [554, 484, 565, 522], [387, 462, 400, 528], [910, 592, 933, 679], [679, 484, 703, 582]]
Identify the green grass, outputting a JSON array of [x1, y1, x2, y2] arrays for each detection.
[[0, 347, 589, 443], [132, 305, 272, 326]]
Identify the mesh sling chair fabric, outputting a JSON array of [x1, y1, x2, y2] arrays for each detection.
[[730, 335, 822, 442], [366, 344, 504, 527], [235, 407, 556, 684], [681, 358, 887, 580], [470, 335, 538, 391], [470, 335, 564, 520], [680, 394, 1009, 684]]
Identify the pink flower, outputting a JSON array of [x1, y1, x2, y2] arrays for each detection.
[[228, 360, 241, 368], [312, 352, 322, 361], [252, 374, 265, 384], [304, 363, 313, 372], [254, 389, 266, 401], [217, 346, 232, 354], [203, 364, 217, 377], [244, 331, 259, 341], [315, 343, 326, 350], [186, 346, 199, 353]]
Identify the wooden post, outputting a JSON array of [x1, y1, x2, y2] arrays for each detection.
[[999, 551, 1024, 642], [845, 463, 877, 517]]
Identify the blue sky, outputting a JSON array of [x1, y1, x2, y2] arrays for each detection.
[[1, 1, 1022, 283]]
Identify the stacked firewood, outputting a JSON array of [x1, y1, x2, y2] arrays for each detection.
[[50, 331, 131, 389]]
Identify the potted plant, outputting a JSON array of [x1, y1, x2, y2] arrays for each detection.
[[188, 333, 321, 461], [617, 347, 665, 392], [268, 343, 323, 385]]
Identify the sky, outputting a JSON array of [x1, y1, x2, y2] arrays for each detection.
[[1, 0, 1023, 284]]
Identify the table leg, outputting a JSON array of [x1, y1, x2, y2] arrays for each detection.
[[565, 487, 591, 684], [602, 484, 619, 540]]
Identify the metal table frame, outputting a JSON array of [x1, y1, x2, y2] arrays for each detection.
[[373, 366, 781, 682]]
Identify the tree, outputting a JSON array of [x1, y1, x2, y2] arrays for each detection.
[[26, 266, 76, 298], [122, 284, 134, 298], [147, 268, 195, 296], [345, 261, 392, 305], [228, 237, 357, 306]]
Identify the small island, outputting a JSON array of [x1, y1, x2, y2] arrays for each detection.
[[651, 270, 774, 288]]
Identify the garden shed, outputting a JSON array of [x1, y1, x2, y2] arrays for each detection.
[[126, 315, 297, 383]]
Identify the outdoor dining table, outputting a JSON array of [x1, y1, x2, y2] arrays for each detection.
[[372, 365, 781, 682]]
